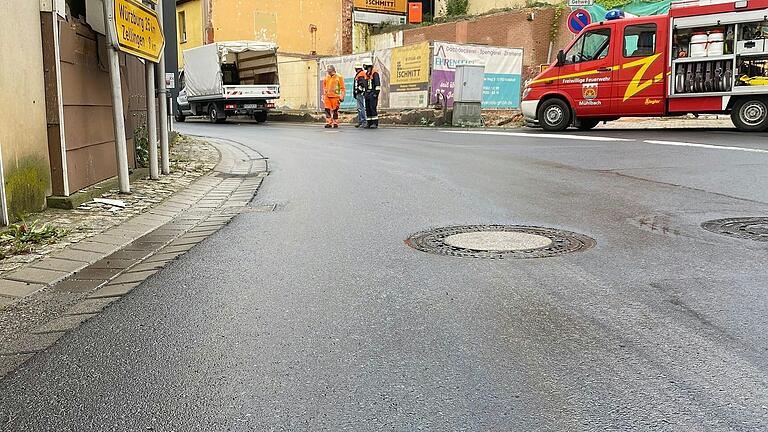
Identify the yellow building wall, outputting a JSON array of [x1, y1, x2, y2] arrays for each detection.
[[0, 0, 52, 218], [276, 55, 318, 110], [212, 0, 343, 55], [435, 0, 560, 17], [177, 0, 205, 67]]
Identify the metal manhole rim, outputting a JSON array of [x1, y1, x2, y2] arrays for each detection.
[[405, 224, 596, 259], [701, 216, 768, 242]]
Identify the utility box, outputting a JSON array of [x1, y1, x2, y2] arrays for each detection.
[[408, 2, 422, 24], [454, 65, 484, 103], [452, 64, 484, 127]]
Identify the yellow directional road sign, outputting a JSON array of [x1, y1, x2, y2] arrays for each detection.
[[114, 0, 165, 63]]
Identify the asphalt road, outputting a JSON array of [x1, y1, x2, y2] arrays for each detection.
[[2, 122, 768, 431]]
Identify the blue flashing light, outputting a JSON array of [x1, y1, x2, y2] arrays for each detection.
[[605, 9, 625, 20]]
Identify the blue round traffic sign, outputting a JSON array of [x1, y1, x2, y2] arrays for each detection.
[[567, 9, 591, 34]]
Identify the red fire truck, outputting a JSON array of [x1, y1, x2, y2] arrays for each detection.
[[521, 0, 768, 131]]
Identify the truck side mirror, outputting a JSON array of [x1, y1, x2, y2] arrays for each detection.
[[556, 49, 566, 66]]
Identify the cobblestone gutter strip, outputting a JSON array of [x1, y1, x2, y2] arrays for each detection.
[[0, 137, 267, 378]]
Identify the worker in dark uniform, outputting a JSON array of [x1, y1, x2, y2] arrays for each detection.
[[363, 61, 381, 129]]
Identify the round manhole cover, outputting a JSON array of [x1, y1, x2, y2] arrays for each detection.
[[405, 225, 596, 259], [701, 217, 768, 242]]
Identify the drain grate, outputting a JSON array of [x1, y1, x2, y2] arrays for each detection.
[[405, 225, 596, 259], [701, 217, 768, 242]]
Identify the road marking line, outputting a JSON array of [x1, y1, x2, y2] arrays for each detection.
[[443, 130, 633, 142], [643, 140, 768, 154]]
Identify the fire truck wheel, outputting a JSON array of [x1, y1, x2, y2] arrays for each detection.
[[538, 99, 571, 131], [576, 118, 600, 130], [731, 98, 768, 132]]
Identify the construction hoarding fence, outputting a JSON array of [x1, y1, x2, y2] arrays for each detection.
[[431, 42, 523, 108], [317, 41, 523, 110], [390, 42, 430, 108]]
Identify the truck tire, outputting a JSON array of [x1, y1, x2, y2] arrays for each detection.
[[576, 118, 600, 130], [175, 107, 186, 123], [731, 98, 768, 131], [253, 111, 268, 123], [538, 99, 571, 131], [208, 103, 226, 124]]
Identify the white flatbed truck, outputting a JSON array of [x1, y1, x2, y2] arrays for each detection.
[[176, 41, 280, 123]]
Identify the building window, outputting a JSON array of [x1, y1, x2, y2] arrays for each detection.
[[178, 11, 187, 43]]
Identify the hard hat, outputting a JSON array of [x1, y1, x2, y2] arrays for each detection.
[[354, 62, 363, 69], [363, 59, 373, 67]]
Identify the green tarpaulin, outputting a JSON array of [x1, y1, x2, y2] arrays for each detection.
[[579, 0, 672, 22]]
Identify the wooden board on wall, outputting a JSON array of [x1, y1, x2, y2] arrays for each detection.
[[58, 16, 147, 194]]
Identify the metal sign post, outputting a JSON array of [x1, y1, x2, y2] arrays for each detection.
[[155, 0, 170, 175], [144, 1, 159, 180], [109, 0, 166, 182], [146, 61, 159, 180], [102, 0, 131, 193]]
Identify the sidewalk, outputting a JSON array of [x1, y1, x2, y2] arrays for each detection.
[[595, 115, 735, 129], [0, 137, 218, 277], [0, 136, 268, 377]]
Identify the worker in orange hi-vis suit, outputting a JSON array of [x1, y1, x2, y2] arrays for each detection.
[[323, 65, 346, 129]]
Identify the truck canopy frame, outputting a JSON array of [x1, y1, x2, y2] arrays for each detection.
[[182, 41, 279, 98]]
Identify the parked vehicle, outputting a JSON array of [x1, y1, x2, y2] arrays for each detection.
[[522, 0, 768, 132], [176, 41, 280, 123]]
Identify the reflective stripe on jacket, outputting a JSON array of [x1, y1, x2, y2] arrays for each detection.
[[354, 70, 367, 97], [365, 69, 381, 94]]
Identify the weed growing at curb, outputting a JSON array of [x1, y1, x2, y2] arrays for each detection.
[[0, 219, 69, 258], [134, 125, 149, 168]]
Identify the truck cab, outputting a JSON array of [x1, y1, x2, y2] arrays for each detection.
[[522, 14, 668, 130]]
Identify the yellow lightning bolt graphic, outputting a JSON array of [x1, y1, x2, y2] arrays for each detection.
[[621, 53, 662, 102]]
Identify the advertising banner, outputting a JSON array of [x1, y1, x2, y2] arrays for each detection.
[[353, 0, 407, 15], [389, 42, 430, 108], [431, 42, 523, 108]]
